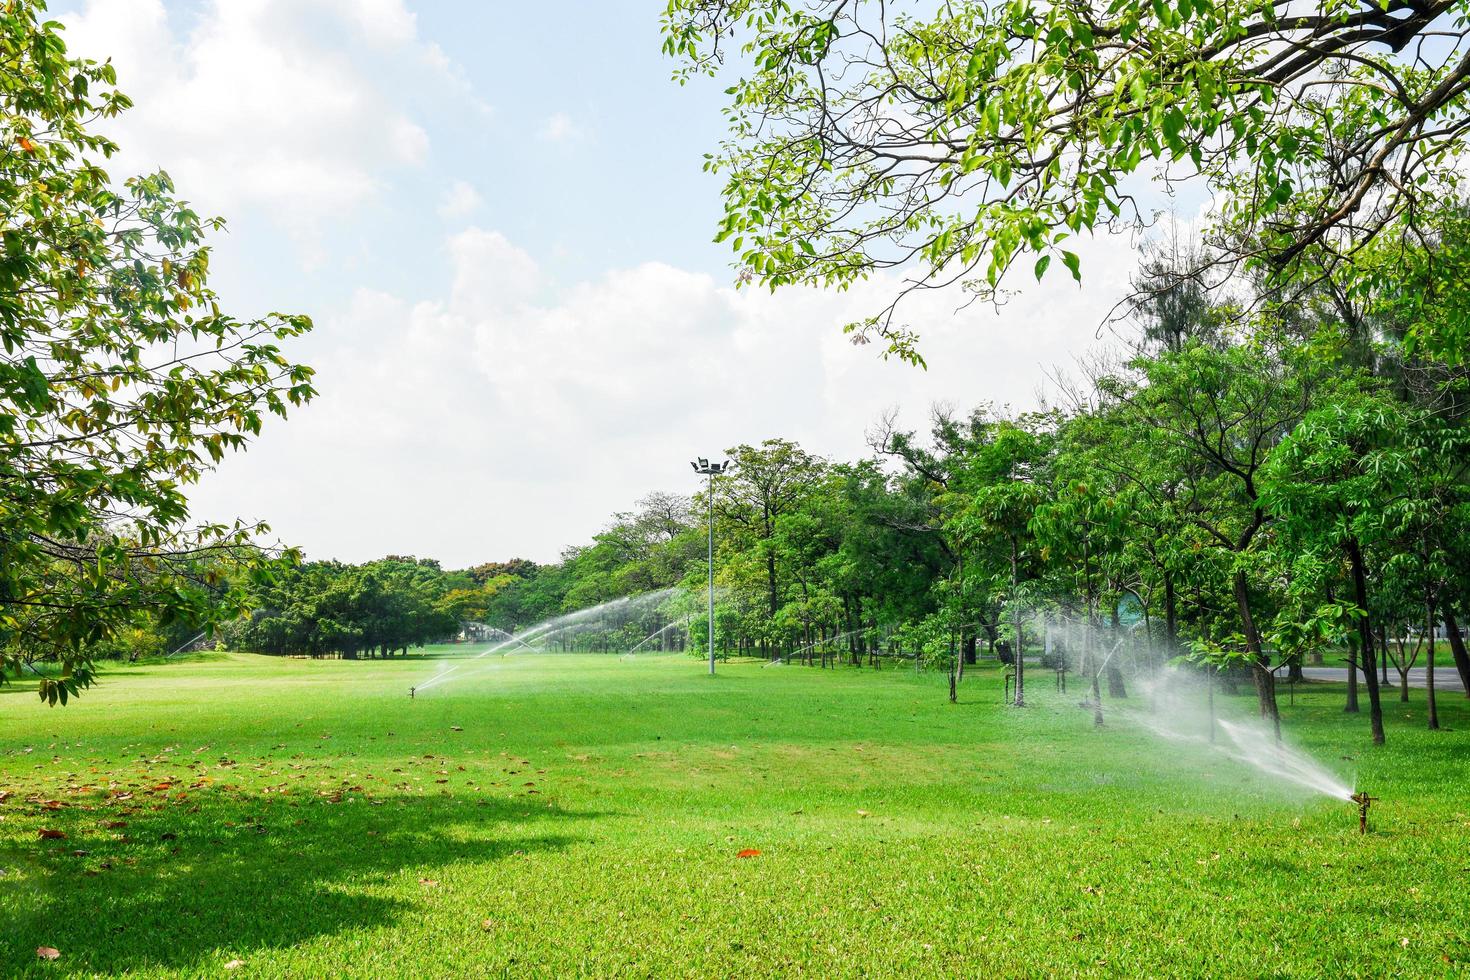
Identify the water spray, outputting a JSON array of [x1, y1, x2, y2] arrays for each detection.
[[766, 629, 863, 667], [414, 588, 681, 695], [1350, 791, 1376, 834], [626, 620, 684, 656]]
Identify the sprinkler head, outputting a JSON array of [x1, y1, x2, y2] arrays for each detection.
[[408, 687, 416, 700], [1349, 791, 1376, 834]]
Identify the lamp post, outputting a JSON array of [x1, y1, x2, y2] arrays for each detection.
[[691, 457, 729, 675]]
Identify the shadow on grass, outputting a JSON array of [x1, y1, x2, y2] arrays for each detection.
[[2, 787, 593, 974]]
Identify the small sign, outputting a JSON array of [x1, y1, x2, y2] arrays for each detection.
[[1116, 590, 1145, 629]]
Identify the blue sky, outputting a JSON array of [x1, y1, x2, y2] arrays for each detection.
[[54, 0, 1149, 566]]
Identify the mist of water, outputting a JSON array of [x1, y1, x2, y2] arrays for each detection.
[[1215, 718, 1354, 800], [625, 619, 686, 656], [1126, 665, 1354, 802], [1042, 615, 1354, 802], [413, 588, 680, 693], [483, 627, 542, 654], [762, 629, 863, 667]]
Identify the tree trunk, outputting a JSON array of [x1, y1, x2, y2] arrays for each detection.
[[1343, 630, 1361, 713], [1163, 573, 1179, 654], [1207, 669, 1216, 742], [1011, 538, 1025, 707], [1426, 601, 1439, 731], [1090, 658, 1104, 727], [1106, 665, 1128, 698], [1232, 568, 1280, 741], [766, 552, 778, 621], [1107, 601, 1126, 697], [1085, 596, 1103, 727], [1345, 538, 1385, 744], [1442, 601, 1470, 697], [1380, 627, 1390, 688]]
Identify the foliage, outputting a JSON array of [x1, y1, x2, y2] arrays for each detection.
[[221, 558, 469, 659], [0, 2, 314, 701], [664, 0, 1470, 360]]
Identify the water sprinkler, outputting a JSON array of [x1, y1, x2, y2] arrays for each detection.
[[409, 687, 415, 700], [1350, 791, 1376, 834]]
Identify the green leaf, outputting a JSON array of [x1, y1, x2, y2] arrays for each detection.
[[1061, 250, 1081, 281]]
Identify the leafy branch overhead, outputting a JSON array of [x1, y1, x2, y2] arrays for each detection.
[[1, 2, 315, 699], [663, 0, 1470, 362]]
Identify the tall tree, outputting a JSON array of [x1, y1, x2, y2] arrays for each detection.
[[1261, 390, 1429, 744], [718, 439, 826, 655], [1113, 338, 1332, 735]]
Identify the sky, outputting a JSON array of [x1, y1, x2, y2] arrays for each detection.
[[53, 0, 1156, 566]]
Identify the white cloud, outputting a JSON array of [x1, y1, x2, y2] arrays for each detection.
[[190, 227, 1142, 566], [60, 0, 456, 232], [438, 179, 484, 220], [321, 0, 418, 46], [537, 111, 584, 143]]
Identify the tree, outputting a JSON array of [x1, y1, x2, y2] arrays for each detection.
[[947, 416, 1052, 706], [1111, 338, 1333, 736], [1034, 425, 1138, 725], [1262, 390, 1427, 743], [873, 408, 1006, 677], [664, 0, 1470, 361], [1, 5, 314, 703], [718, 439, 826, 656]]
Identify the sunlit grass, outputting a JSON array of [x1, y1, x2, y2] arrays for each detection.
[[2, 650, 1467, 976]]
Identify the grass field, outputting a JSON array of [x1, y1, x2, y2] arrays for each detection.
[[2, 648, 1468, 977]]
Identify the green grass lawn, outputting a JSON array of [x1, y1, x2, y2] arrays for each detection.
[[2, 649, 1468, 977]]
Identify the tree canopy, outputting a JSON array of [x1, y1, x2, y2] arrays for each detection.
[[663, 0, 1470, 362]]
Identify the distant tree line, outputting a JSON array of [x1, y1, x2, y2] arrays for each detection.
[[210, 501, 707, 659]]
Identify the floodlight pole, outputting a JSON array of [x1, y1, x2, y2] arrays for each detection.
[[691, 458, 728, 675], [707, 467, 715, 674]]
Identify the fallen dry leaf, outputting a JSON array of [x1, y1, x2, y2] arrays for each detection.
[[737, 848, 761, 858], [36, 946, 60, 960], [224, 959, 245, 970], [37, 829, 67, 840], [419, 877, 439, 888]]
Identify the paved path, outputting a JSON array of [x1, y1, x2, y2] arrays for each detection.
[[1299, 666, 1470, 692]]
